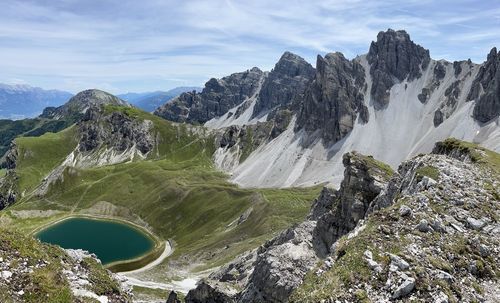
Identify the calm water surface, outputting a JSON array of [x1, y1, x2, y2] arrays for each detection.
[[36, 217, 154, 265]]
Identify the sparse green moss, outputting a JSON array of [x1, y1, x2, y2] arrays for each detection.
[[354, 289, 370, 303], [436, 138, 500, 175], [355, 153, 394, 181], [0, 228, 74, 302], [82, 257, 120, 295], [416, 165, 440, 181]]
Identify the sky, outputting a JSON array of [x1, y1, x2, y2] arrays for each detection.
[[0, 0, 499, 94]]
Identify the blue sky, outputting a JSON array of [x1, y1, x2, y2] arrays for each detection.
[[0, 0, 499, 94]]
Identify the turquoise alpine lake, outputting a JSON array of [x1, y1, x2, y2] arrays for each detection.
[[36, 217, 154, 265]]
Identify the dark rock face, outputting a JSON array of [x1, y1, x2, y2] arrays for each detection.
[[155, 68, 264, 123], [453, 61, 463, 77], [313, 152, 392, 256], [295, 52, 367, 144], [468, 47, 500, 123], [368, 29, 430, 108], [78, 106, 154, 155], [185, 281, 235, 303], [0, 171, 17, 210], [0, 144, 18, 210], [434, 61, 446, 80], [434, 109, 444, 127], [166, 290, 181, 303], [3, 143, 18, 170], [252, 52, 315, 117]]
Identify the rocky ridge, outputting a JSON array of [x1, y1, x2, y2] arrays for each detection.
[[181, 139, 499, 302], [0, 229, 131, 302], [154, 68, 264, 124]]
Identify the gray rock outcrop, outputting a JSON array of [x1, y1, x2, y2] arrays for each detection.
[[313, 152, 393, 256], [185, 281, 235, 303], [78, 106, 154, 155], [166, 290, 181, 303], [155, 68, 264, 123], [367, 29, 430, 108], [252, 52, 315, 117], [468, 47, 500, 123], [295, 52, 367, 144]]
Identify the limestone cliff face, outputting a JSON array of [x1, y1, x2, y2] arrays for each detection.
[[78, 106, 154, 155], [313, 152, 393, 256], [252, 52, 315, 118], [367, 29, 430, 109], [468, 47, 500, 123], [154, 68, 264, 123], [295, 52, 367, 144]]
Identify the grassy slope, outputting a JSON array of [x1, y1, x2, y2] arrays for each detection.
[[4, 106, 321, 273], [0, 117, 76, 158], [15, 126, 78, 193], [0, 228, 128, 303]]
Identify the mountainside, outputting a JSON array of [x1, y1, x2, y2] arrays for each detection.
[[0, 89, 129, 160], [119, 87, 201, 112], [0, 91, 322, 301], [154, 29, 500, 189], [183, 139, 499, 303], [0, 84, 72, 119]]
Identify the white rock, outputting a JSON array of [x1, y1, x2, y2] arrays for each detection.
[[1, 270, 12, 279], [389, 254, 410, 271], [391, 276, 416, 299], [467, 217, 485, 230]]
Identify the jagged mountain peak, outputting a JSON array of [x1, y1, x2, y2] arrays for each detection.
[[367, 28, 431, 108], [468, 46, 500, 123], [273, 51, 314, 76]]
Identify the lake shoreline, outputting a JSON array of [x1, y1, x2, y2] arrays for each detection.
[[32, 213, 169, 272]]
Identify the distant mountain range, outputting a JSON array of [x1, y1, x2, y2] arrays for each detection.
[[0, 84, 201, 119], [0, 84, 73, 119], [118, 86, 201, 112]]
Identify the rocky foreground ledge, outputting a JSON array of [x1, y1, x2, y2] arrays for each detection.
[[0, 229, 131, 302], [179, 139, 499, 303]]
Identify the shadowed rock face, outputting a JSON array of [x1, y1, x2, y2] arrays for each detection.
[[155, 68, 264, 123], [252, 52, 315, 118], [367, 29, 430, 109], [468, 47, 500, 123], [313, 152, 391, 256], [78, 106, 154, 155], [295, 52, 367, 144]]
